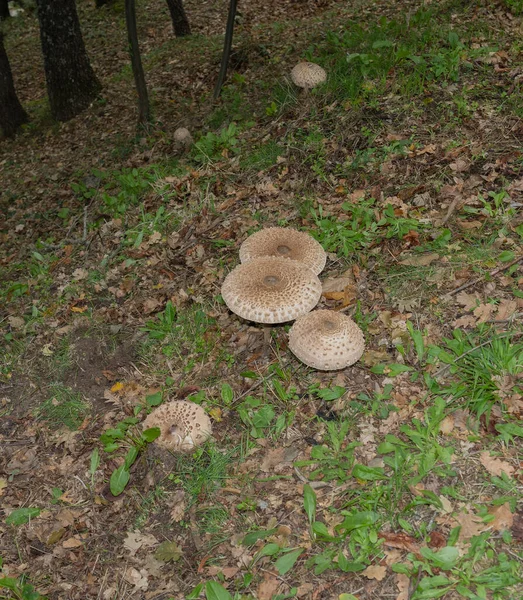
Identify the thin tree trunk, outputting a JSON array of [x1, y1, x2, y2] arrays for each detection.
[[125, 0, 150, 126], [165, 0, 190, 37], [35, 0, 101, 122], [0, 0, 10, 21], [214, 0, 238, 99], [0, 30, 28, 137]]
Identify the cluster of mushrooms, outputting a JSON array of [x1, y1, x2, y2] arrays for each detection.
[[221, 227, 365, 371], [145, 63, 329, 453]]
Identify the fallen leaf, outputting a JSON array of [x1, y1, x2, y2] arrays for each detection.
[[379, 532, 420, 555], [453, 315, 477, 328], [154, 541, 182, 562], [0, 478, 7, 496], [496, 299, 517, 321], [7, 316, 24, 329], [479, 451, 515, 477], [473, 303, 495, 324], [62, 537, 83, 548], [124, 567, 148, 590], [362, 564, 387, 581], [455, 511, 485, 542], [455, 292, 480, 311], [489, 503, 514, 531], [399, 253, 439, 266], [257, 573, 280, 600], [439, 416, 454, 434], [395, 573, 410, 600], [72, 268, 88, 280]]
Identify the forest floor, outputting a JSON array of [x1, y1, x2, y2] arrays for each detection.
[[1, 0, 523, 599]]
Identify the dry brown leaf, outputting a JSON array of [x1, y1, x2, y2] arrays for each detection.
[[257, 573, 280, 600], [395, 572, 410, 600], [439, 416, 454, 434], [455, 511, 486, 542], [399, 253, 439, 266], [489, 503, 514, 531], [473, 303, 495, 324], [62, 537, 83, 548], [379, 532, 420, 555], [362, 564, 387, 581], [455, 292, 480, 311], [496, 299, 517, 321], [453, 315, 477, 328], [457, 219, 483, 230], [479, 451, 515, 477], [322, 276, 354, 293]]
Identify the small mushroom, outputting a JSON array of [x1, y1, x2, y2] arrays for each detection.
[[142, 401, 212, 452], [290, 62, 327, 90], [288, 309, 365, 370], [173, 127, 193, 152], [239, 227, 327, 276], [221, 256, 322, 324]]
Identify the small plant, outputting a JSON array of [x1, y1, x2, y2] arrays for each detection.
[[192, 123, 239, 165], [393, 532, 521, 599], [295, 420, 359, 481], [0, 557, 47, 600], [100, 392, 162, 495], [311, 199, 424, 257]]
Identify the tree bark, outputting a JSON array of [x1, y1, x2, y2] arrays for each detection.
[[0, 0, 10, 21], [125, 0, 150, 126], [165, 0, 191, 37], [0, 30, 28, 137], [214, 0, 238, 99], [35, 0, 101, 121]]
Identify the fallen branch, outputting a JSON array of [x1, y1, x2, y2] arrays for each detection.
[[444, 254, 523, 298]]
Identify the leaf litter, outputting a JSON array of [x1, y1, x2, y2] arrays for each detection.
[[1, 0, 523, 598]]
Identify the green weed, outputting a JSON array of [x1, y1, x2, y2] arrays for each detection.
[[311, 199, 424, 256], [192, 123, 239, 165]]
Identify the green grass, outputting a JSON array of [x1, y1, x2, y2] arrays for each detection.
[[34, 384, 89, 430]]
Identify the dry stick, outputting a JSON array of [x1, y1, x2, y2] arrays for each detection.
[[434, 331, 523, 378], [444, 254, 523, 298]]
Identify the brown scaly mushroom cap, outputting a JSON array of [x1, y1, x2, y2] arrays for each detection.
[[221, 256, 322, 324], [288, 309, 365, 370], [290, 62, 327, 89], [142, 401, 212, 452], [239, 227, 327, 276]]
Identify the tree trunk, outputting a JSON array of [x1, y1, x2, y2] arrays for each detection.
[[214, 0, 238, 99], [165, 0, 190, 37], [125, 0, 150, 126], [0, 0, 10, 21], [0, 30, 28, 137], [35, 0, 101, 121]]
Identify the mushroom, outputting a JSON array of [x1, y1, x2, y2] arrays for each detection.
[[288, 310, 365, 370], [221, 256, 322, 324], [290, 62, 327, 90], [239, 227, 327, 276], [142, 400, 212, 452], [173, 127, 193, 152]]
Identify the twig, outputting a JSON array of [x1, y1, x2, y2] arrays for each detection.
[[408, 566, 423, 600], [434, 331, 523, 378], [444, 254, 523, 298]]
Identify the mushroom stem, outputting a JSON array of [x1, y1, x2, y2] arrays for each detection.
[[263, 325, 272, 355]]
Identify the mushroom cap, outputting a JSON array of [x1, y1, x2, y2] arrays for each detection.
[[288, 309, 365, 370], [239, 227, 327, 276], [290, 62, 327, 89], [142, 401, 212, 452], [221, 256, 322, 324], [173, 127, 193, 145]]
